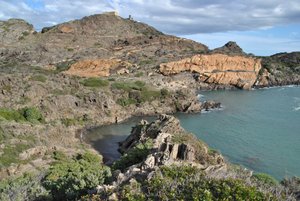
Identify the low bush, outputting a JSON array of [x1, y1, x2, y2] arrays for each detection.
[[55, 61, 74, 73], [0, 107, 44, 123], [0, 173, 48, 201], [116, 98, 137, 107], [252, 173, 279, 186], [80, 78, 109, 87], [0, 108, 25, 122], [0, 143, 30, 168], [20, 107, 44, 123], [134, 72, 144, 77], [135, 166, 275, 200], [43, 152, 111, 201], [111, 81, 145, 91], [30, 75, 47, 83]]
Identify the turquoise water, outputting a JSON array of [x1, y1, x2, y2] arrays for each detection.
[[86, 86, 300, 179]]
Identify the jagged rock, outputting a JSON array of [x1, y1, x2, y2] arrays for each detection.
[[212, 41, 246, 56], [120, 115, 225, 170], [160, 54, 262, 89], [201, 101, 221, 111]]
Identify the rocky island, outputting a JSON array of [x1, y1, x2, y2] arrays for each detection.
[[0, 12, 300, 200]]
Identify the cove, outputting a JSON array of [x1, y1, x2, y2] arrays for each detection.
[[85, 86, 300, 180]]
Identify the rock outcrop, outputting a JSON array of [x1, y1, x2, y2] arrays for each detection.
[[256, 52, 300, 87], [64, 59, 132, 77], [160, 54, 262, 89], [98, 115, 226, 193], [0, 19, 34, 45], [119, 114, 225, 170], [212, 41, 247, 56]]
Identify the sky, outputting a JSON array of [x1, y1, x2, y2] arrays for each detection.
[[0, 0, 300, 56]]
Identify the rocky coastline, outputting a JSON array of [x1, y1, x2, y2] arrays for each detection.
[[0, 12, 300, 200]]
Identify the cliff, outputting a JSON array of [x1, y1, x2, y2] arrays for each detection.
[[160, 54, 262, 89]]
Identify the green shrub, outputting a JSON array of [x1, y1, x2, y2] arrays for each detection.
[[30, 75, 47, 83], [160, 88, 169, 97], [0, 173, 48, 201], [20, 107, 44, 123], [134, 72, 144, 77], [52, 150, 68, 161], [80, 78, 109, 87], [116, 98, 137, 107], [55, 61, 74, 73], [108, 77, 116, 81], [140, 89, 161, 102], [0, 108, 26, 122], [61, 117, 85, 127], [145, 166, 275, 201], [139, 59, 154, 66], [111, 81, 145, 91], [0, 143, 30, 168], [252, 173, 278, 186], [0, 126, 4, 142], [43, 152, 111, 201], [112, 139, 153, 171], [0, 107, 44, 123]]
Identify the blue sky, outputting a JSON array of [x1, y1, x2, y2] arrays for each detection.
[[0, 0, 299, 56]]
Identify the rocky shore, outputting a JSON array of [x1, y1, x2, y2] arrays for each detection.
[[0, 12, 300, 200]]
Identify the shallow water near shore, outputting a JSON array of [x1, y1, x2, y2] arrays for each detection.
[[86, 86, 300, 179]]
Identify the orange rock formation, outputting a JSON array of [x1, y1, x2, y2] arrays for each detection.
[[64, 59, 122, 77], [160, 54, 262, 89]]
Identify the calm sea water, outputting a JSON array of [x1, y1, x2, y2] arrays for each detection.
[[86, 86, 300, 179]]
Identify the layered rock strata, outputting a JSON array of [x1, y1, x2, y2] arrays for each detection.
[[160, 54, 262, 89]]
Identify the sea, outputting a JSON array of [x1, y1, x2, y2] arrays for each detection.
[[86, 86, 300, 180]]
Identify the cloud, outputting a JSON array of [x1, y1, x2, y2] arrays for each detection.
[[183, 31, 300, 56], [0, 0, 300, 34], [0, 0, 113, 30]]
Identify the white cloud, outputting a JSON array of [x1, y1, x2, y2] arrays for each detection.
[[183, 32, 300, 56]]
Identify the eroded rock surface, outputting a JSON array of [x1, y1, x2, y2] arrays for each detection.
[[160, 54, 262, 89], [64, 59, 132, 77]]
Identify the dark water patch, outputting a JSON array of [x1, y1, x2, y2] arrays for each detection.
[[85, 116, 155, 164]]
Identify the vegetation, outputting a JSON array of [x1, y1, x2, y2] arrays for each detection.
[[21, 107, 44, 123], [30, 75, 47, 83], [0, 173, 48, 201], [117, 166, 278, 201], [55, 60, 75, 73], [134, 72, 144, 77], [112, 81, 168, 107], [80, 78, 109, 88], [111, 80, 146, 91], [61, 116, 89, 127], [0, 143, 30, 168], [116, 98, 137, 107], [0, 107, 44, 123], [112, 139, 153, 172], [252, 173, 279, 186], [43, 152, 111, 201]]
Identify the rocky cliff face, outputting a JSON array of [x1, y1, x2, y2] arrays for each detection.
[[256, 52, 300, 87], [160, 54, 262, 89]]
